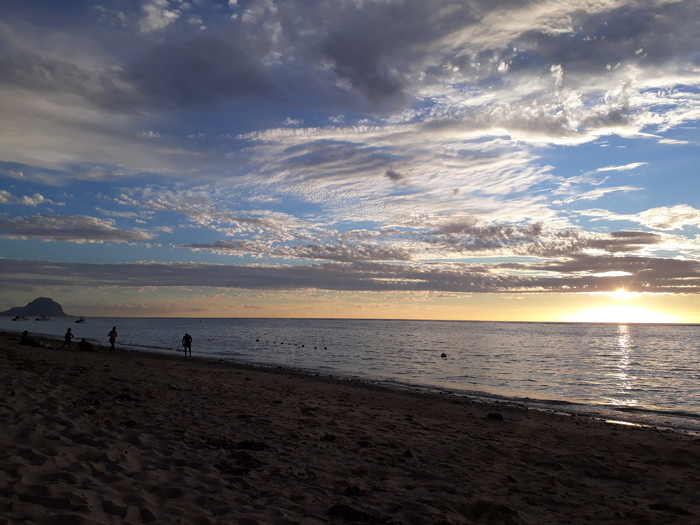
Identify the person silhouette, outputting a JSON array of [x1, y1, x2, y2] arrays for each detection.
[[19, 330, 44, 347], [108, 326, 118, 353], [77, 338, 95, 352], [59, 328, 73, 350], [182, 333, 192, 357]]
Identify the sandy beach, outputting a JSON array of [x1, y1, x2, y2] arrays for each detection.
[[2, 331, 700, 524]]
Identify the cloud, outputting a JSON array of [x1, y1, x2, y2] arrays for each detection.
[[1, 0, 699, 182], [658, 138, 689, 145], [553, 185, 642, 205], [140, 0, 181, 33], [637, 205, 700, 231], [183, 240, 416, 262], [0, 190, 59, 206], [0, 0, 700, 305], [0, 215, 153, 242], [385, 169, 408, 184], [580, 204, 700, 231], [2, 252, 700, 294], [597, 162, 648, 172]]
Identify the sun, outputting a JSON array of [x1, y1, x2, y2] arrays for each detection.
[[564, 289, 681, 324], [608, 288, 640, 301]]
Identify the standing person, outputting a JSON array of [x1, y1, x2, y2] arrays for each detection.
[[59, 328, 73, 350], [108, 326, 118, 353], [182, 333, 192, 357]]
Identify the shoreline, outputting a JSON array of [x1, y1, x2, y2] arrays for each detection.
[[6, 326, 700, 435], [3, 331, 700, 523]]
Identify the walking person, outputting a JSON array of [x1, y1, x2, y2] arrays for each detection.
[[108, 326, 118, 354], [59, 328, 73, 350], [182, 333, 192, 357]]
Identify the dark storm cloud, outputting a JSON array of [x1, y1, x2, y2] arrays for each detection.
[[3, 0, 698, 123], [121, 34, 275, 110], [0, 36, 91, 97]]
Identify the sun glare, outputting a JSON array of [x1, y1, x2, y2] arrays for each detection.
[[608, 288, 640, 301], [566, 305, 678, 324], [565, 289, 681, 324]]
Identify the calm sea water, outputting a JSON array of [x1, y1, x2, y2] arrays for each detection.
[[4, 317, 700, 432]]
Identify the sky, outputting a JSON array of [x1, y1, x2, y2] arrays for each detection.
[[1, 0, 700, 322]]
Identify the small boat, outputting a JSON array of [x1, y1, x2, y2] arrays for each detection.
[[35, 315, 49, 321], [74, 317, 86, 323], [12, 316, 29, 321]]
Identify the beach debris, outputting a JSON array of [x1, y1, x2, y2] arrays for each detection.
[[486, 412, 504, 421]]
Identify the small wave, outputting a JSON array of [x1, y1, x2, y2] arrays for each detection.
[[126, 343, 176, 352], [612, 405, 700, 420]]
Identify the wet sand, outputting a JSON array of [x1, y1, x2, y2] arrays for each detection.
[[2, 330, 700, 524]]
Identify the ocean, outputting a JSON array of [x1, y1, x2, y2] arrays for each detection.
[[4, 316, 700, 432]]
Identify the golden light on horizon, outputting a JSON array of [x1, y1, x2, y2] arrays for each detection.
[[565, 304, 679, 324], [564, 289, 682, 324], [608, 288, 640, 301]]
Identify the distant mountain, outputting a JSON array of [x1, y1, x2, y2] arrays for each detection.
[[0, 297, 68, 317]]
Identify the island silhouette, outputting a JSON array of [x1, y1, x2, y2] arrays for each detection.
[[1, 297, 69, 317]]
